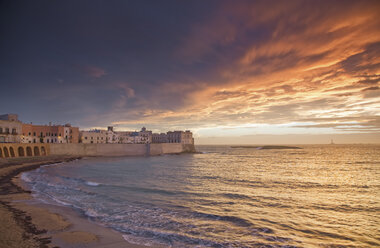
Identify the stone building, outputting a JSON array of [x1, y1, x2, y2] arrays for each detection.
[[152, 130, 194, 144], [22, 123, 79, 144], [105, 126, 119, 143], [0, 114, 22, 143], [166, 130, 194, 144], [79, 130, 107, 144], [152, 133, 168, 143], [139, 127, 152, 143]]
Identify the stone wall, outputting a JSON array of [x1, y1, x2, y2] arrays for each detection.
[[49, 143, 193, 157], [0, 143, 49, 158], [0, 143, 195, 158], [181, 144, 197, 153]]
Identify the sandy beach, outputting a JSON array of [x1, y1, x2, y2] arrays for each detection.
[[0, 156, 150, 248]]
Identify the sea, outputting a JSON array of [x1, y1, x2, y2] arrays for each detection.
[[21, 145, 380, 247]]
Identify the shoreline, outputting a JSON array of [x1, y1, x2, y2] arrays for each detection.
[[0, 156, 151, 248]]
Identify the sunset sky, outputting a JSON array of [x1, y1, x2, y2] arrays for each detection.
[[1, 0, 379, 144]]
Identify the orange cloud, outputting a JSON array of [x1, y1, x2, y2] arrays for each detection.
[[102, 1, 380, 136]]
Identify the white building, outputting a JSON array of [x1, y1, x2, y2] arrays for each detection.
[[105, 126, 120, 143]]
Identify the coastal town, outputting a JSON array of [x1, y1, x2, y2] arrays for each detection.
[[0, 113, 195, 158], [0, 113, 193, 145]]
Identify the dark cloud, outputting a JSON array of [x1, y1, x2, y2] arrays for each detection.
[[362, 86, 379, 92], [80, 65, 106, 78], [0, 0, 379, 141]]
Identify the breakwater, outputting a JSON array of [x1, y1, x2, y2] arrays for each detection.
[[0, 143, 195, 158]]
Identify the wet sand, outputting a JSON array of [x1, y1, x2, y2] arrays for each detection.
[[0, 156, 150, 248]]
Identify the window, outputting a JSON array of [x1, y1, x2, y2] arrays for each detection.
[[40, 132, 43, 137], [12, 128, 16, 134], [0, 128, 3, 133], [85, 137, 88, 140], [59, 133, 61, 136], [5, 128, 9, 134]]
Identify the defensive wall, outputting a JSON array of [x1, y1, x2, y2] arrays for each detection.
[[0, 143, 49, 158], [0, 143, 195, 158]]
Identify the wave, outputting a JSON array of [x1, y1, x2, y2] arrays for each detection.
[[191, 211, 255, 228], [85, 181, 100, 186], [221, 193, 253, 201], [21, 173, 33, 183]]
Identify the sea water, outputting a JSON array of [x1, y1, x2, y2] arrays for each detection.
[[21, 145, 380, 247]]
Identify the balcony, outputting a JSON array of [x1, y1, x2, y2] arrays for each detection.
[[0, 131, 18, 135]]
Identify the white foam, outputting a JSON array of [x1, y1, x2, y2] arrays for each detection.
[[20, 173, 32, 183], [122, 234, 158, 247], [86, 181, 100, 186], [48, 195, 72, 207], [85, 208, 99, 217]]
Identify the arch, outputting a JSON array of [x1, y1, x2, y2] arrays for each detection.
[[26, 147, 33, 156], [0, 148, 3, 158], [33, 146, 40, 156], [40, 146, 46, 156], [9, 147, 15, 157], [3, 147, 9, 158], [18, 147, 25, 157]]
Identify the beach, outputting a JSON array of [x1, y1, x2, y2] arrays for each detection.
[[0, 156, 150, 248]]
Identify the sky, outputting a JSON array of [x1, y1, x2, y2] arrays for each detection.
[[1, 0, 379, 144]]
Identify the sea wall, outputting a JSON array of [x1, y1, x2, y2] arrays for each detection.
[[49, 143, 194, 157], [0, 143, 49, 158], [0, 143, 195, 158]]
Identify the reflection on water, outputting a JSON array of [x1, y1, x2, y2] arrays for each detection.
[[23, 145, 380, 247]]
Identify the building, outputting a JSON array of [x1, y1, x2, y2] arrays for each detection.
[[117, 131, 149, 144], [0, 114, 22, 143], [166, 130, 194, 144], [139, 127, 152, 143], [0, 112, 193, 147], [152, 133, 168, 143], [22, 123, 79, 144], [152, 130, 194, 144], [105, 126, 119, 143], [79, 130, 108, 144]]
